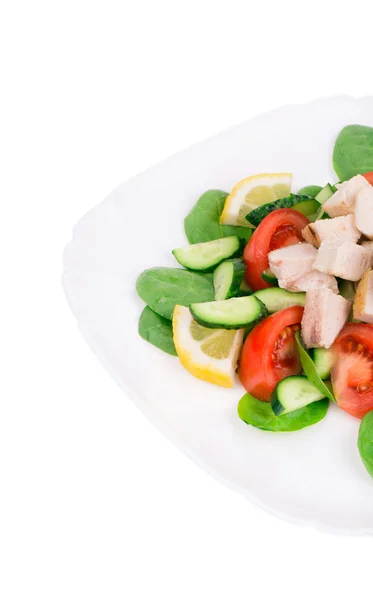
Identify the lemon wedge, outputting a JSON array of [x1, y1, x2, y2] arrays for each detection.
[[172, 305, 244, 387], [220, 173, 292, 227]]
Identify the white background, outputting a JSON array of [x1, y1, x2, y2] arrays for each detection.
[[1, 1, 373, 598]]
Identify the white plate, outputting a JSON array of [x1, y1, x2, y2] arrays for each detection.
[[63, 96, 373, 535]]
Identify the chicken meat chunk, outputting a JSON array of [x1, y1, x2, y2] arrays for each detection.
[[322, 175, 369, 218], [301, 288, 351, 349], [313, 240, 371, 282], [353, 269, 373, 323], [355, 184, 373, 239], [361, 240, 373, 266], [302, 214, 360, 248]]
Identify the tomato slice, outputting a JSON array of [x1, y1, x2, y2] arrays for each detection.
[[239, 306, 304, 401], [363, 172, 373, 186], [332, 323, 373, 419], [243, 208, 310, 291]]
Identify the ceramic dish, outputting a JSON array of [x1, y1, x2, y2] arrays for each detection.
[[63, 96, 373, 535]]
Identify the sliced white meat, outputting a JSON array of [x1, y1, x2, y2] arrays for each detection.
[[361, 240, 373, 266], [313, 240, 371, 282], [291, 270, 338, 293], [322, 175, 369, 218], [268, 243, 317, 290], [302, 214, 360, 248], [301, 288, 351, 349], [353, 269, 373, 323], [355, 184, 373, 239]]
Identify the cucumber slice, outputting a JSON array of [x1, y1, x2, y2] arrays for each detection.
[[295, 332, 335, 402], [313, 348, 334, 380], [297, 185, 323, 198], [292, 198, 320, 221], [271, 376, 327, 416], [315, 183, 336, 205], [253, 288, 306, 313], [172, 236, 240, 272], [189, 296, 268, 329], [214, 259, 245, 300], [261, 269, 278, 286], [238, 278, 252, 296], [246, 194, 311, 227]]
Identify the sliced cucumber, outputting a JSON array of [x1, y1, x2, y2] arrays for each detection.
[[238, 278, 252, 296], [189, 296, 268, 329], [246, 194, 311, 227], [292, 198, 320, 222], [172, 236, 240, 272], [297, 185, 323, 198], [261, 268, 278, 286], [315, 183, 336, 205], [214, 259, 245, 300], [271, 376, 327, 416], [253, 288, 306, 313], [313, 348, 334, 380]]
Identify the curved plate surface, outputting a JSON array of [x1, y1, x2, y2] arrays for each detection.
[[63, 96, 373, 535]]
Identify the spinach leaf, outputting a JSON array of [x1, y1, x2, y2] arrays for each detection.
[[136, 267, 214, 320], [184, 189, 252, 244], [138, 306, 177, 355], [358, 411, 373, 478], [238, 392, 329, 432], [295, 332, 335, 403], [297, 185, 323, 198], [333, 124, 373, 181]]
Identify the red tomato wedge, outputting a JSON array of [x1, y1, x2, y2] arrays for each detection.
[[239, 306, 304, 401], [243, 209, 310, 291], [332, 323, 373, 419], [363, 172, 373, 186]]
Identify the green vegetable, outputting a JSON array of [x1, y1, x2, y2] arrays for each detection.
[[295, 332, 335, 403], [184, 189, 252, 244], [297, 185, 323, 198], [190, 296, 268, 329], [173, 236, 241, 272], [358, 411, 373, 478], [138, 306, 177, 355], [333, 124, 373, 181], [214, 259, 246, 300], [238, 392, 329, 432], [246, 194, 311, 227], [136, 268, 214, 320], [238, 279, 252, 296]]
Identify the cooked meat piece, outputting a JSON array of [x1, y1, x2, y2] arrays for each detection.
[[353, 269, 373, 323], [355, 184, 373, 239], [268, 243, 317, 290], [313, 241, 371, 282], [361, 240, 373, 266], [322, 175, 369, 218], [301, 288, 351, 348], [302, 215, 360, 248], [291, 270, 338, 293]]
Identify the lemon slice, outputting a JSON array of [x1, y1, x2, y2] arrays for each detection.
[[220, 173, 292, 227], [172, 305, 244, 387]]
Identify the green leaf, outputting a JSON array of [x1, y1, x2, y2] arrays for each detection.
[[184, 189, 252, 244], [333, 124, 373, 181], [136, 267, 215, 320], [358, 411, 373, 478], [138, 306, 177, 355], [297, 185, 323, 198], [295, 332, 335, 403], [238, 392, 329, 432]]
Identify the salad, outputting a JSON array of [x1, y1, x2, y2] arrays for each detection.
[[136, 124, 373, 479]]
